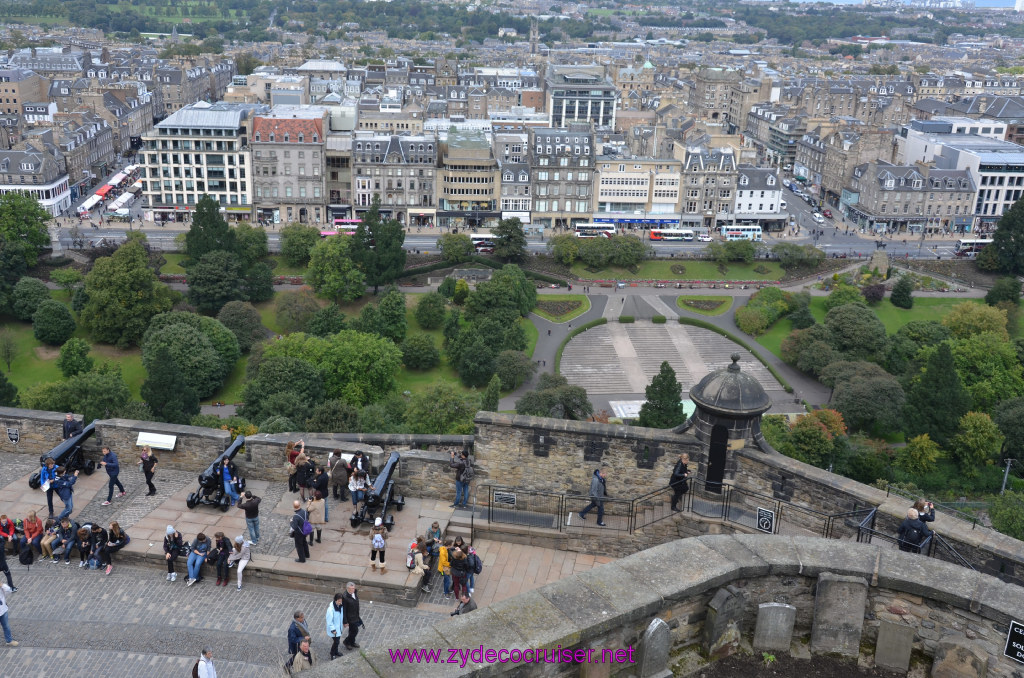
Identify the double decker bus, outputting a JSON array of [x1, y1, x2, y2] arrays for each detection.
[[954, 238, 993, 257], [721, 225, 763, 242], [574, 223, 617, 238], [649, 229, 694, 241], [469, 234, 496, 253], [319, 218, 363, 237]]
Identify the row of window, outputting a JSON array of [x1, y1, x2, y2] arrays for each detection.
[[532, 200, 590, 213], [254, 132, 320, 143], [254, 150, 321, 160], [254, 185, 322, 199]]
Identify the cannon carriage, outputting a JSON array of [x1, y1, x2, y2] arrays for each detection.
[[186, 436, 247, 512], [350, 451, 405, 531], [28, 420, 98, 489]]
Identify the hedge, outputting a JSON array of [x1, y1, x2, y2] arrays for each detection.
[[618, 316, 635, 323], [399, 255, 567, 286], [677, 316, 795, 394], [652, 315, 667, 324], [554, 317, 608, 373]]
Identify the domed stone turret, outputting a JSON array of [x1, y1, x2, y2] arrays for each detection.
[[689, 354, 772, 418]]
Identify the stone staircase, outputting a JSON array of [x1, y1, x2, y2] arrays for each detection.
[[560, 325, 634, 394], [623, 324, 692, 385]]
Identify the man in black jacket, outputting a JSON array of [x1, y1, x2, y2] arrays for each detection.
[[897, 508, 932, 553], [62, 413, 82, 440], [669, 453, 690, 512], [341, 582, 361, 650], [450, 592, 477, 616], [289, 500, 310, 563]]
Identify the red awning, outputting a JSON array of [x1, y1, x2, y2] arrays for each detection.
[[95, 185, 112, 197]]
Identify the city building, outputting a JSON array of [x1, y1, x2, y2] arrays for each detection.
[[0, 137, 71, 216], [436, 128, 499, 230], [733, 165, 785, 232], [678, 147, 737, 231], [495, 131, 532, 227], [545, 65, 617, 129], [351, 131, 437, 227], [528, 123, 595, 231], [0, 68, 49, 116], [593, 155, 682, 229], [251, 105, 329, 225]]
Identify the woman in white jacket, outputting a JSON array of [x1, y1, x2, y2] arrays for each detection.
[[325, 592, 345, 660], [197, 647, 217, 678], [226, 536, 250, 591]]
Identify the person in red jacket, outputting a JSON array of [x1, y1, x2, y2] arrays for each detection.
[[19, 511, 44, 553], [0, 516, 16, 592]]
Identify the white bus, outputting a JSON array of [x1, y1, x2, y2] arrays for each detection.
[[721, 225, 763, 242], [575, 223, 617, 238], [469, 234, 496, 253], [649, 229, 694, 241], [953, 238, 993, 257]]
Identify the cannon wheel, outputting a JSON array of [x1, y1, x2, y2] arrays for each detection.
[[219, 496, 231, 512], [395, 499, 405, 512], [82, 460, 96, 475], [349, 515, 361, 529], [28, 471, 41, 490], [186, 492, 198, 509]]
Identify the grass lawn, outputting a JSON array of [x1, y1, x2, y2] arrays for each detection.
[[205, 355, 248, 405], [533, 294, 591, 323], [571, 259, 785, 281], [757, 296, 986, 358], [160, 253, 187, 275], [676, 295, 734, 316], [270, 257, 309, 277]]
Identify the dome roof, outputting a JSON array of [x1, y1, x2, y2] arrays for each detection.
[[689, 354, 771, 417]]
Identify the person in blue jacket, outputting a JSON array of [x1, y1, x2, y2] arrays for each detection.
[[287, 611, 310, 656], [99, 447, 125, 506], [52, 468, 79, 521], [326, 593, 345, 660], [219, 458, 241, 507], [39, 458, 59, 518]]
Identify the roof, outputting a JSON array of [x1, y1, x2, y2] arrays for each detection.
[[689, 354, 771, 417], [157, 101, 269, 130]]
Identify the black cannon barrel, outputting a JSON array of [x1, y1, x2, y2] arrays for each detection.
[[39, 419, 98, 467], [197, 435, 245, 488], [369, 451, 401, 496]]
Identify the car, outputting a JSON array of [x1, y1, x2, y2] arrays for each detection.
[[616, 282, 626, 289], [783, 164, 792, 171], [780, 200, 788, 210], [697, 234, 713, 242], [812, 212, 825, 223], [822, 209, 833, 219]]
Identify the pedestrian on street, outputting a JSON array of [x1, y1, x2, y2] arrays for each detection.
[[0, 584, 17, 646], [369, 517, 387, 573], [312, 467, 329, 522], [40, 458, 58, 518], [238, 491, 261, 545], [288, 637, 317, 673], [99, 446, 125, 506], [669, 453, 690, 512], [290, 500, 311, 563], [139, 446, 158, 496], [577, 467, 608, 526], [62, 412, 82, 440], [306, 491, 325, 545], [287, 611, 311, 656], [326, 592, 345, 660], [195, 647, 216, 678], [341, 582, 362, 650]]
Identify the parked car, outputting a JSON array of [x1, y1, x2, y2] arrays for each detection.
[[780, 200, 788, 211], [823, 209, 833, 219], [812, 212, 825, 223], [697, 234, 713, 242]]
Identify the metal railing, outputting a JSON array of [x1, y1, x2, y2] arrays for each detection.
[[824, 507, 877, 540], [929, 533, 977, 571], [883, 484, 985, 530], [631, 485, 679, 532]]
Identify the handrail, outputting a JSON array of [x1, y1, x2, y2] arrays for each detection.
[[930, 533, 977, 571], [884, 484, 981, 529]]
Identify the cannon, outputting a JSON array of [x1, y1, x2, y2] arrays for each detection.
[[350, 451, 405, 531], [186, 436, 247, 512], [28, 420, 98, 489]]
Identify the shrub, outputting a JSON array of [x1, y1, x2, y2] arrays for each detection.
[[652, 315, 667, 324], [32, 300, 76, 345], [12, 276, 50, 321], [891, 275, 914, 309], [259, 415, 297, 434], [735, 286, 795, 336], [735, 305, 771, 335], [861, 284, 885, 304], [618, 315, 635, 323], [216, 301, 265, 352], [401, 334, 440, 370], [438, 277, 456, 298], [414, 292, 447, 330]]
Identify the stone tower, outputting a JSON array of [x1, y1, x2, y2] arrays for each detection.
[[530, 20, 539, 55]]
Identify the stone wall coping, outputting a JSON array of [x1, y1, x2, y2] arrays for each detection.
[[305, 534, 1024, 677], [98, 418, 233, 441], [252, 432, 473, 446], [474, 411, 689, 444], [0, 406, 73, 424]]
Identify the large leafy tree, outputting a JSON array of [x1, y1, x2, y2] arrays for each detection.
[[823, 302, 888, 360], [141, 345, 200, 424], [351, 199, 406, 293], [141, 322, 226, 399], [21, 365, 131, 422], [547, 233, 581, 266], [305, 399, 360, 433], [831, 371, 905, 435], [950, 412, 1004, 477], [637, 361, 686, 429], [185, 195, 236, 264], [902, 343, 971, 446], [81, 241, 174, 347], [12, 276, 51, 321], [942, 302, 1009, 340], [32, 300, 76, 346], [216, 301, 265, 352], [437, 233, 473, 264], [279, 223, 321, 267], [187, 249, 245, 314], [375, 288, 408, 343], [143, 312, 240, 379], [274, 288, 321, 333], [944, 333, 1024, 411], [239, 355, 325, 425], [890, 274, 914, 309], [306, 305, 346, 337], [414, 292, 447, 330], [401, 334, 440, 370], [307, 235, 367, 303], [405, 383, 480, 435], [989, 196, 1024, 274], [515, 373, 593, 421], [482, 373, 501, 412], [492, 217, 528, 262], [0, 193, 49, 310], [609, 234, 650, 269], [994, 397, 1024, 460], [464, 264, 536, 320], [233, 222, 269, 268], [56, 338, 94, 378], [494, 350, 536, 390]]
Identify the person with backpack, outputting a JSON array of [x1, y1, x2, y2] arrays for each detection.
[[19, 511, 43, 555], [897, 508, 932, 553], [89, 523, 109, 571], [99, 446, 126, 506], [289, 500, 310, 564], [412, 540, 433, 592], [437, 538, 453, 598], [40, 458, 59, 519], [466, 546, 482, 595], [163, 525, 184, 582], [0, 516, 16, 592], [448, 449, 473, 509], [194, 647, 216, 678], [369, 517, 387, 573]]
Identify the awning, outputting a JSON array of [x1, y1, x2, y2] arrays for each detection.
[[79, 194, 102, 211], [95, 185, 112, 197], [795, 176, 807, 183], [108, 171, 127, 186]]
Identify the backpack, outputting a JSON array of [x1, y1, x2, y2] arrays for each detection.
[[903, 525, 922, 545], [372, 531, 386, 550], [470, 553, 482, 575], [192, 659, 200, 678], [461, 458, 474, 483], [406, 544, 417, 570], [18, 541, 33, 566]]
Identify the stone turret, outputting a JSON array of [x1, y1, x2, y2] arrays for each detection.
[[687, 353, 771, 445]]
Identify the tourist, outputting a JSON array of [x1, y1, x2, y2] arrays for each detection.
[[341, 582, 362, 650], [577, 467, 608, 526], [89, 523, 109, 571], [897, 508, 932, 554], [426, 521, 443, 565], [19, 511, 43, 554], [238, 491, 261, 545], [39, 519, 57, 561], [195, 647, 216, 678], [0, 583, 16, 646], [99, 446, 126, 506], [226, 536, 250, 591], [288, 637, 317, 672], [448, 449, 473, 509], [297, 454, 317, 503], [163, 525, 184, 581], [51, 516, 76, 567], [414, 540, 432, 593], [286, 440, 305, 493], [350, 450, 369, 475], [466, 546, 481, 594], [185, 532, 210, 586], [105, 522, 129, 575], [40, 458, 59, 518], [74, 527, 92, 567], [912, 499, 936, 525], [670, 453, 691, 512], [211, 531, 232, 587], [450, 547, 469, 600], [52, 467, 79, 521], [369, 517, 387, 573], [139, 446, 158, 496], [62, 412, 82, 440], [328, 450, 349, 502], [326, 592, 345, 660], [450, 591, 477, 617], [348, 471, 368, 507], [312, 466, 330, 522], [287, 611, 310, 656], [437, 538, 453, 598], [290, 500, 311, 563], [307, 491, 326, 545], [219, 457, 241, 507]]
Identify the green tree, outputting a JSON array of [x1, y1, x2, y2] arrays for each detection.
[[515, 373, 593, 420], [350, 199, 406, 293], [185, 195, 236, 264], [438, 277, 456, 299], [235, 52, 263, 75], [140, 345, 200, 424], [989, 196, 1024, 274], [465, 264, 536, 319], [306, 305, 346, 337], [307, 235, 366, 303], [0, 369, 16, 406], [443, 308, 462, 349], [890, 274, 914, 309], [32, 300, 75, 346], [21, 365, 131, 422], [990, 490, 1024, 541], [609, 234, 650, 269], [482, 373, 501, 412], [405, 382, 480, 434], [896, 434, 941, 475], [788, 415, 835, 467], [233, 222, 269, 268], [279, 223, 321, 267], [885, 320, 950, 375], [976, 243, 1001, 272], [455, 334, 497, 387], [994, 397, 1024, 461], [243, 261, 274, 303], [401, 334, 440, 369], [579, 236, 614, 269], [358, 393, 408, 433], [81, 241, 174, 347], [547, 234, 581, 266], [437, 233, 473, 264], [0, 193, 50, 309], [942, 302, 1008, 340], [824, 303, 888, 360], [453, 279, 470, 305], [824, 283, 865, 312], [216, 301, 265, 352], [0, 328, 15, 372], [902, 343, 971, 446], [986, 276, 1022, 306], [414, 292, 447, 330], [259, 415, 297, 434], [939, 332, 1024, 411], [832, 371, 905, 435], [949, 411, 1003, 477], [187, 249, 245, 314], [494, 349, 536, 390], [305, 399, 360, 433], [56, 337, 93, 378], [772, 243, 825, 270], [239, 355, 325, 425], [723, 239, 756, 263], [274, 288, 321, 333], [141, 322, 226, 399], [375, 288, 407, 343], [492, 217, 527, 262], [636, 361, 686, 428], [12, 276, 51, 321], [50, 268, 83, 297], [143, 312, 239, 379]]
